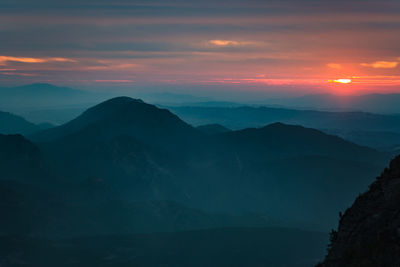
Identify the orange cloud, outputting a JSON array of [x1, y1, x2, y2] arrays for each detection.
[[0, 55, 76, 65], [208, 40, 240, 46], [0, 72, 37, 77], [360, 61, 398, 69], [0, 56, 46, 63], [50, 57, 76, 62], [327, 63, 342, 69]]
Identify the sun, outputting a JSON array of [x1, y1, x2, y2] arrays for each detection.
[[328, 79, 352, 84]]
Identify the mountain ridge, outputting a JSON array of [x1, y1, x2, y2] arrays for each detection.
[[318, 155, 400, 266], [0, 111, 43, 135], [3, 97, 392, 232]]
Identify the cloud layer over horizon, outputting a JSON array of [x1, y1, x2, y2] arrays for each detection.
[[1, 0, 400, 97]]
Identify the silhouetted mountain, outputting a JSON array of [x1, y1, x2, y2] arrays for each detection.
[[31, 97, 200, 148], [185, 123, 389, 227], [168, 105, 400, 149], [219, 123, 386, 163], [0, 227, 327, 267], [0, 111, 41, 135], [196, 124, 231, 134], [318, 155, 400, 266], [26, 97, 391, 230], [169, 105, 400, 132]]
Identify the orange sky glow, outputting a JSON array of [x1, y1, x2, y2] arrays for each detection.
[[0, 1, 399, 96]]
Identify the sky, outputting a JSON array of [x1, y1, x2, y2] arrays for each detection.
[[1, 0, 400, 97]]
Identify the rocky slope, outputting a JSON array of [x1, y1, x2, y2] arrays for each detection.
[[319, 155, 400, 266]]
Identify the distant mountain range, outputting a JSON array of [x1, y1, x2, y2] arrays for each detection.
[[169, 105, 400, 132], [262, 93, 400, 114], [168, 105, 400, 150], [0, 83, 112, 124], [2, 84, 400, 151]]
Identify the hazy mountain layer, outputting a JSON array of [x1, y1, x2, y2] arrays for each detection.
[[169, 105, 400, 150], [25, 97, 391, 230], [0, 111, 43, 135]]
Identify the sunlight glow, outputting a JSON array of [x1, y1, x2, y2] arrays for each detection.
[[329, 79, 352, 84]]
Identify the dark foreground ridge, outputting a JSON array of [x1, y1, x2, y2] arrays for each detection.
[[319, 155, 400, 266]]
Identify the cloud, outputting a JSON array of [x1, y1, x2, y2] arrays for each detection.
[[0, 55, 76, 65], [0, 56, 46, 64], [327, 63, 342, 69], [360, 61, 398, 69], [0, 72, 37, 77], [208, 40, 241, 47]]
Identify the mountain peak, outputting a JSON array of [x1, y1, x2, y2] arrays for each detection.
[[31, 97, 199, 146], [97, 96, 144, 105]]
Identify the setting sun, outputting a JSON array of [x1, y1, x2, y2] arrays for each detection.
[[329, 79, 352, 84]]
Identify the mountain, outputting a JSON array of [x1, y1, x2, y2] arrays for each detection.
[[168, 105, 400, 149], [218, 123, 385, 163], [169, 105, 400, 132], [318, 155, 400, 266], [0, 134, 287, 238], [27, 97, 391, 230], [0, 111, 42, 135], [31, 97, 200, 148], [189, 123, 389, 226], [29, 97, 204, 203], [1, 96, 396, 266], [196, 124, 231, 134]]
